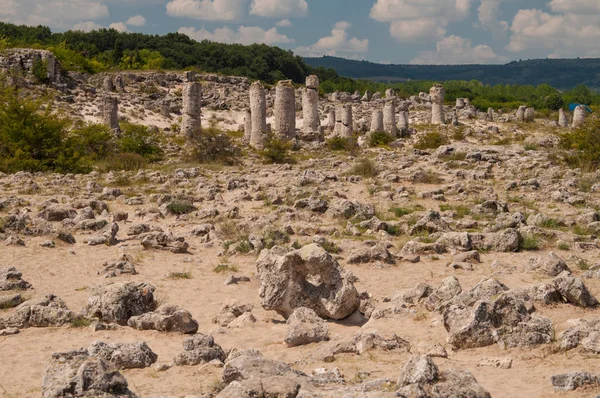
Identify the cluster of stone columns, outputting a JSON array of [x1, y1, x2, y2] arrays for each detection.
[[181, 71, 202, 140]]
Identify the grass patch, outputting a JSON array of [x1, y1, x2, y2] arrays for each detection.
[[167, 270, 192, 280], [522, 234, 541, 251], [439, 204, 471, 219], [321, 240, 341, 254], [557, 241, 571, 251], [213, 263, 239, 273], [390, 207, 417, 217], [576, 258, 590, 270], [346, 158, 377, 178], [540, 218, 560, 229], [524, 144, 538, 151], [440, 152, 467, 161], [70, 317, 92, 328], [369, 131, 394, 147], [167, 200, 196, 215], [414, 131, 449, 150]]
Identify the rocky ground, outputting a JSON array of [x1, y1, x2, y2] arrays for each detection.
[[1, 64, 600, 398]]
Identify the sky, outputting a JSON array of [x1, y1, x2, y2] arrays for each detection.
[[1, 0, 599, 65]]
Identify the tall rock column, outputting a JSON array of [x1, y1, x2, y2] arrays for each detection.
[[398, 111, 409, 137], [243, 109, 252, 145], [516, 105, 527, 122], [370, 109, 383, 132], [302, 75, 320, 140], [326, 109, 336, 131], [102, 97, 120, 135], [383, 98, 397, 136], [274, 80, 296, 141], [572, 105, 587, 128], [334, 105, 353, 138], [558, 108, 569, 127], [181, 71, 202, 140], [249, 81, 267, 149], [430, 85, 446, 125]]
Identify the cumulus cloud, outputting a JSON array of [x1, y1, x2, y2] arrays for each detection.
[[477, 0, 509, 39], [72, 21, 104, 32], [250, 0, 308, 17], [166, 0, 246, 21], [178, 25, 293, 45], [410, 35, 508, 64], [549, 0, 600, 14], [276, 19, 293, 28], [109, 22, 128, 32], [125, 15, 146, 27], [506, 8, 600, 58], [370, 0, 472, 42], [0, 0, 109, 29], [295, 21, 368, 58]]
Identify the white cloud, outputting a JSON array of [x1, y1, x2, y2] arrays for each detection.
[[370, 0, 473, 42], [276, 19, 292, 27], [250, 0, 308, 18], [178, 25, 293, 45], [295, 21, 368, 58], [109, 22, 128, 32], [477, 0, 509, 39], [166, 0, 246, 21], [72, 21, 104, 32], [506, 8, 600, 58], [549, 0, 600, 14], [0, 0, 108, 29], [410, 35, 508, 64], [125, 15, 146, 27]]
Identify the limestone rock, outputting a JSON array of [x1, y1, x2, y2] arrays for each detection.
[[87, 341, 158, 369], [83, 282, 156, 325], [174, 333, 227, 366], [128, 304, 199, 334], [284, 307, 329, 347]]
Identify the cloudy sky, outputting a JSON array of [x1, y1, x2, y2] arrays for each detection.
[[1, 0, 599, 64]]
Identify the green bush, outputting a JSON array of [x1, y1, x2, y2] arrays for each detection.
[[543, 93, 564, 110], [260, 133, 293, 164], [369, 131, 394, 147], [327, 136, 347, 151], [118, 123, 163, 162], [190, 126, 241, 165], [346, 158, 377, 178], [167, 200, 196, 215], [97, 152, 148, 172], [414, 132, 449, 150], [561, 115, 600, 170]]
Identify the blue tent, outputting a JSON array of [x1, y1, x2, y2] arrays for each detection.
[[569, 103, 593, 113]]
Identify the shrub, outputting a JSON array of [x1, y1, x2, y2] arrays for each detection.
[[414, 132, 449, 150], [260, 132, 293, 164], [97, 152, 148, 172], [167, 200, 196, 215], [190, 126, 241, 165], [346, 158, 377, 178], [167, 271, 192, 279], [327, 136, 347, 151], [522, 235, 540, 251], [118, 123, 164, 162], [369, 131, 394, 147], [561, 115, 600, 170]]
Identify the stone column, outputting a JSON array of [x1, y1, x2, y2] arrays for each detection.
[[516, 105, 526, 122], [274, 80, 296, 141], [114, 75, 126, 92], [302, 75, 320, 139], [385, 88, 395, 98], [370, 109, 383, 132], [383, 98, 397, 136], [181, 71, 202, 140], [558, 108, 569, 127], [103, 76, 114, 92], [524, 108, 535, 122], [333, 105, 353, 138], [326, 109, 336, 131], [487, 107, 494, 122], [249, 81, 268, 149], [102, 96, 120, 134], [243, 109, 252, 145], [572, 105, 587, 128], [430, 85, 445, 125], [456, 98, 465, 109], [398, 111, 409, 137]]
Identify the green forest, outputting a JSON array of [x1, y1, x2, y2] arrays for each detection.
[[0, 22, 599, 111]]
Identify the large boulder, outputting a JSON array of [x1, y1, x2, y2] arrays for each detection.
[[38, 206, 77, 222], [83, 282, 156, 325], [558, 319, 600, 353], [87, 341, 157, 369], [2, 294, 74, 329], [42, 349, 136, 398], [553, 271, 598, 307], [256, 244, 360, 320], [284, 307, 329, 347], [174, 333, 227, 366], [127, 304, 198, 334], [526, 252, 570, 277], [223, 350, 306, 384]]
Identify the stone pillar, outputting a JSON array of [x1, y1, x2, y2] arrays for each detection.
[[398, 111, 409, 137], [362, 90, 372, 102], [572, 105, 587, 128], [243, 109, 252, 145], [516, 105, 526, 122], [430, 85, 445, 125], [558, 108, 569, 127], [383, 98, 397, 137], [102, 96, 120, 134], [456, 98, 465, 109], [114, 75, 125, 92], [302, 75, 320, 139], [250, 81, 268, 149], [487, 107, 494, 122], [274, 80, 296, 141], [103, 76, 114, 92], [524, 107, 535, 122], [385, 88, 395, 98], [333, 105, 353, 138], [326, 109, 336, 131], [181, 71, 202, 140], [370, 109, 383, 132]]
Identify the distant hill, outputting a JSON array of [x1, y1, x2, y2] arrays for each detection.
[[304, 56, 600, 90]]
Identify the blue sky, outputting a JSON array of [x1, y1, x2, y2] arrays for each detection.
[[1, 0, 599, 64]]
